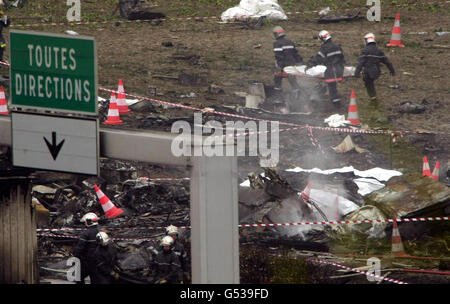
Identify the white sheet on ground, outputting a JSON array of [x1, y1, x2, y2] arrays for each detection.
[[353, 178, 385, 196], [324, 114, 350, 127], [284, 65, 356, 78], [221, 0, 287, 21], [285, 166, 402, 182], [304, 188, 359, 219], [98, 96, 140, 106]]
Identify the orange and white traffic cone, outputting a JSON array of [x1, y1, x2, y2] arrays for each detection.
[[391, 220, 407, 257], [116, 79, 130, 114], [422, 156, 431, 177], [104, 93, 123, 125], [94, 184, 124, 218], [431, 161, 440, 181], [301, 181, 312, 203], [347, 90, 360, 125], [387, 13, 405, 47], [0, 86, 8, 115]]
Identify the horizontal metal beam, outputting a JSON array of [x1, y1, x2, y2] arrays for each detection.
[[0, 115, 195, 167], [100, 127, 191, 167]]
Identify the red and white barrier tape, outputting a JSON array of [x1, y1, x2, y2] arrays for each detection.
[[36, 216, 450, 232], [0, 60, 446, 137], [9, 2, 450, 28], [311, 258, 409, 284], [137, 177, 190, 182], [98, 87, 450, 137], [306, 126, 325, 154], [37, 232, 157, 242], [9, 11, 321, 28]]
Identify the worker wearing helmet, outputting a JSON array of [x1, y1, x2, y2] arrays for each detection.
[[307, 30, 346, 105], [92, 231, 120, 284], [354, 33, 395, 100], [73, 212, 100, 284], [0, 10, 10, 62], [152, 235, 183, 284], [272, 26, 303, 97], [166, 225, 188, 282]]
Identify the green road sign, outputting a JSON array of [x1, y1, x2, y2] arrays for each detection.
[[10, 30, 97, 114]]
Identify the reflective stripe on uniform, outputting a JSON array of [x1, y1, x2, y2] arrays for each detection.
[[282, 45, 294, 50], [273, 48, 283, 52], [318, 51, 325, 58], [0, 44, 5, 48], [360, 55, 386, 59], [327, 50, 342, 57]]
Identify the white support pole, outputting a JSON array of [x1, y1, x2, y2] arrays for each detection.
[[190, 155, 240, 284]]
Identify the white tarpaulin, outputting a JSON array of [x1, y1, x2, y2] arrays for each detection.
[[302, 188, 359, 219], [98, 96, 140, 106], [284, 65, 356, 78], [353, 178, 386, 196], [285, 166, 402, 182], [221, 0, 287, 21]]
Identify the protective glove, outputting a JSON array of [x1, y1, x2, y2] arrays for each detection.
[[305, 61, 314, 70], [184, 272, 191, 281], [110, 271, 120, 280]]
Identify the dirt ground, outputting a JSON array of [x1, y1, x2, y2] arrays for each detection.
[[2, 0, 449, 284], [4, 1, 448, 174]]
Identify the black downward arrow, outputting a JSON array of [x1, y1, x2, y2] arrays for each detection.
[[43, 132, 65, 161]]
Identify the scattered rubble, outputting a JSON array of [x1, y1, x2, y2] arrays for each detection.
[[332, 135, 370, 154], [317, 10, 363, 23], [118, 0, 164, 21], [396, 101, 426, 114]]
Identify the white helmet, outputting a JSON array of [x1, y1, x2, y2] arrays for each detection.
[[166, 225, 178, 236], [80, 212, 98, 226], [364, 33, 376, 44], [273, 26, 286, 39], [96, 231, 110, 246], [161, 236, 174, 247], [318, 30, 331, 42]]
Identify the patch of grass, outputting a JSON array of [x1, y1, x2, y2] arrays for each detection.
[[240, 247, 310, 283]]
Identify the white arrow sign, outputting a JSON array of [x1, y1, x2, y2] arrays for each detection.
[[11, 112, 99, 175]]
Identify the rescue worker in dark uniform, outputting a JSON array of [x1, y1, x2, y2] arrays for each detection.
[[307, 30, 345, 105], [0, 10, 10, 62], [92, 231, 120, 284], [272, 26, 303, 95], [166, 225, 188, 282], [354, 33, 395, 100], [73, 212, 100, 284], [152, 236, 183, 284]]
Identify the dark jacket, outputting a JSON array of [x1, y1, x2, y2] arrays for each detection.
[[273, 36, 303, 68], [0, 16, 10, 41], [93, 243, 119, 284], [355, 42, 395, 80], [153, 249, 183, 283], [172, 240, 187, 272], [74, 226, 99, 261], [308, 39, 345, 82]]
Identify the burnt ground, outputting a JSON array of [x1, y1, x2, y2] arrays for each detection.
[[1, 0, 449, 284]]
